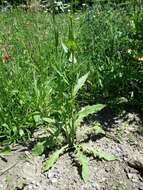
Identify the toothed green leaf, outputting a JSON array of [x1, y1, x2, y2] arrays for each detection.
[[76, 149, 89, 181], [43, 146, 67, 172], [80, 145, 118, 161], [93, 149, 118, 161], [73, 72, 89, 97], [76, 104, 105, 126]]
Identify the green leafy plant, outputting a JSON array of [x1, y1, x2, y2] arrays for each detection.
[[32, 72, 118, 181], [1, 1, 141, 181]]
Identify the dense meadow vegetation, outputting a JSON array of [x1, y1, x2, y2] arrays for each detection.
[[0, 0, 143, 179]]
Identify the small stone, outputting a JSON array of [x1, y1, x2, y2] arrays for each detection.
[[32, 180, 36, 184], [47, 172, 54, 179], [28, 184, 33, 189], [36, 182, 40, 186], [91, 181, 100, 190], [22, 162, 37, 181], [127, 173, 138, 183], [99, 177, 106, 182], [91, 182, 97, 188], [0, 184, 3, 188], [123, 155, 128, 161], [51, 177, 58, 184]]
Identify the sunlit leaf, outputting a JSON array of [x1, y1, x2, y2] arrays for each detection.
[[76, 104, 105, 126], [19, 129, 25, 137], [69, 53, 77, 63], [135, 56, 143, 62], [32, 141, 46, 156], [67, 39, 77, 50], [43, 145, 67, 172], [81, 144, 118, 161], [33, 114, 42, 125], [12, 126, 18, 135], [42, 117, 55, 123], [76, 149, 89, 181], [72, 72, 89, 97], [93, 149, 118, 161], [61, 41, 68, 53]]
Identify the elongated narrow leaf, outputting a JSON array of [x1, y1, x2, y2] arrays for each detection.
[[76, 149, 89, 181], [42, 117, 55, 123], [72, 72, 89, 97], [32, 141, 46, 156], [43, 145, 67, 172], [80, 144, 118, 161], [93, 149, 118, 161], [76, 104, 105, 126], [61, 41, 68, 53], [69, 53, 77, 64]]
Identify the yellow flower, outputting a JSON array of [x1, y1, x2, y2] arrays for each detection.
[[135, 56, 143, 62]]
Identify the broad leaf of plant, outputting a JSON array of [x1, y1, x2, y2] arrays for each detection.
[[72, 72, 89, 97], [33, 114, 42, 125], [76, 149, 89, 181], [32, 141, 46, 156], [43, 145, 67, 172], [42, 117, 55, 124], [80, 144, 118, 161], [19, 129, 25, 137], [76, 104, 105, 126]]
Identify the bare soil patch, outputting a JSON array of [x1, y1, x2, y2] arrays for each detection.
[[0, 109, 143, 190]]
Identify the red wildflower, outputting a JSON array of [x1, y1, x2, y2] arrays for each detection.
[[2, 48, 11, 62]]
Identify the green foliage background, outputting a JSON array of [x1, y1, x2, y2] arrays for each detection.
[[0, 0, 142, 144]]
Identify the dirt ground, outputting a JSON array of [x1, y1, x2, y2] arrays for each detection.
[[0, 108, 143, 190]]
